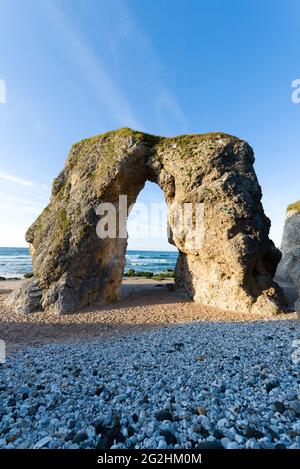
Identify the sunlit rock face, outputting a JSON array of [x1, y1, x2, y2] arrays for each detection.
[[276, 202, 300, 311], [6, 128, 284, 315]]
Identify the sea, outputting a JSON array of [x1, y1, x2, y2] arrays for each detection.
[[0, 247, 178, 279]]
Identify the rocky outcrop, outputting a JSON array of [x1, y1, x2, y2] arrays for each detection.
[[276, 201, 300, 311], [6, 128, 284, 315], [5, 279, 42, 314]]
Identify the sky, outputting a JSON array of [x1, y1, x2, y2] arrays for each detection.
[[0, 0, 300, 250]]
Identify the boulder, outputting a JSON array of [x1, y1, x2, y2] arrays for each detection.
[[5, 128, 284, 315], [275, 201, 300, 310]]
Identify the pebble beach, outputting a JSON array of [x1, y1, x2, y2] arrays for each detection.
[[0, 280, 299, 449]]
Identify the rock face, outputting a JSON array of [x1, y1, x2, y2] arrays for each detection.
[[276, 201, 300, 311], [7, 128, 284, 315]]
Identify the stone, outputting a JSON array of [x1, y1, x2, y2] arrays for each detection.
[[213, 428, 224, 440], [245, 426, 264, 439], [192, 423, 202, 433], [160, 430, 177, 445], [290, 400, 300, 417], [157, 439, 168, 449], [266, 380, 279, 393], [246, 438, 261, 449], [34, 436, 53, 449], [72, 432, 88, 444], [126, 436, 137, 448], [275, 202, 300, 309], [95, 385, 104, 396], [155, 409, 173, 422], [197, 406, 206, 416], [274, 443, 287, 449], [96, 427, 125, 449], [292, 422, 300, 434], [196, 439, 223, 449], [7, 398, 16, 407], [273, 401, 285, 414], [224, 440, 240, 449], [6, 128, 284, 315], [27, 406, 37, 416], [72, 368, 81, 377]]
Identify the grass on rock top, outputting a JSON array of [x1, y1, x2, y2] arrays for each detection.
[[287, 200, 300, 213], [73, 127, 242, 149]]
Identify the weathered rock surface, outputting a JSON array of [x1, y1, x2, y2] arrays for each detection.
[[5, 279, 42, 314], [276, 201, 300, 311], [6, 128, 284, 315]]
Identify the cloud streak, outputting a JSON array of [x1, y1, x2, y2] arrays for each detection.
[[0, 170, 34, 187], [111, 1, 189, 134], [43, 0, 188, 135], [44, 1, 143, 130], [0, 170, 50, 191]]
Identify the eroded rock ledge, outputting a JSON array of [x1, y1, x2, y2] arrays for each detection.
[[6, 128, 285, 315]]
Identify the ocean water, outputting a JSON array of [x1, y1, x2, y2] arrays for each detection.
[[0, 247, 32, 279], [125, 250, 178, 273], [0, 247, 178, 279]]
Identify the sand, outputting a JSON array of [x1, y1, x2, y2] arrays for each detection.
[[0, 279, 297, 354]]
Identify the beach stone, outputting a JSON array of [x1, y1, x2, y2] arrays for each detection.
[[155, 409, 173, 422], [7, 128, 284, 315], [266, 380, 279, 393], [275, 202, 300, 309], [27, 406, 37, 416], [7, 398, 16, 407], [157, 439, 168, 449], [34, 436, 53, 449], [245, 426, 264, 439], [196, 438, 223, 449], [197, 406, 206, 416], [290, 401, 300, 417], [72, 432, 88, 444], [273, 401, 285, 414], [160, 430, 177, 445]]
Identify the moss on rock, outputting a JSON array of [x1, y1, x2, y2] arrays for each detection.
[[287, 200, 300, 213]]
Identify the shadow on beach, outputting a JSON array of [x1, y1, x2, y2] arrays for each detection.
[[0, 279, 297, 356]]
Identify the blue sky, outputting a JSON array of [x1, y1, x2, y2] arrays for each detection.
[[0, 0, 299, 250]]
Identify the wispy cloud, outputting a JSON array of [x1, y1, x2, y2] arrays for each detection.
[[44, 1, 142, 130], [0, 170, 50, 191], [43, 0, 188, 135], [0, 170, 34, 187], [111, 1, 189, 134]]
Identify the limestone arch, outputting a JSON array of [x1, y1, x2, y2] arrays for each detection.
[[7, 128, 284, 315]]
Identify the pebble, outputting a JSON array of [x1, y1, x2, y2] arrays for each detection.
[[273, 401, 285, 413], [34, 436, 53, 449], [290, 401, 300, 417], [0, 320, 299, 449]]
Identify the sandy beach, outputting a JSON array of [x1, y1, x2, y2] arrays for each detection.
[[0, 279, 297, 355]]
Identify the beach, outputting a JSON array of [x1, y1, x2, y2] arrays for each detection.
[[1, 279, 300, 449], [0, 278, 297, 355]]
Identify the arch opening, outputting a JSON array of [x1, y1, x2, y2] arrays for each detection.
[[123, 181, 178, 295]]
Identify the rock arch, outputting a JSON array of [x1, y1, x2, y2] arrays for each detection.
[[8, 128, 284, 315]]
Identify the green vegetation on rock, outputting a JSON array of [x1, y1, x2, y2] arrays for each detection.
[[74, 127, 161, 148], [124, 269, 175, 279], [24, 272, 34, 279], [287, 200, 300, 213]]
